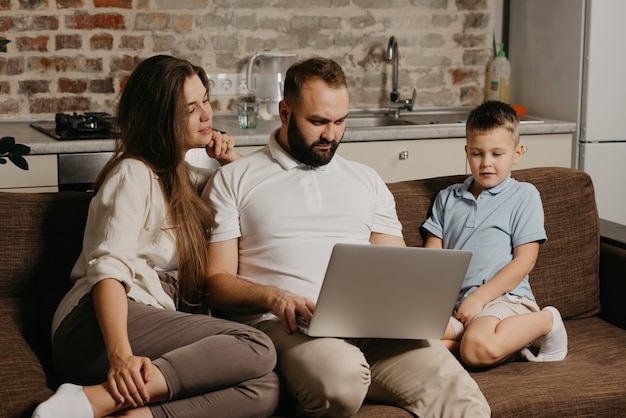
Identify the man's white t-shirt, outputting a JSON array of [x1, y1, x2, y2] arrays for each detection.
[[203, 133, 403, 325]]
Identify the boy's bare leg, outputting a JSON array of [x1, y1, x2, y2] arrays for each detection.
[[459, 309, 556, 367], [441, 318, 462, 355]]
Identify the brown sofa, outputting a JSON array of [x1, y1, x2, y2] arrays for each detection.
[[2, 166, 626, 417]]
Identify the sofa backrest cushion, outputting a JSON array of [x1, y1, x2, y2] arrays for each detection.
[[0, 190, 92, 374], [387, 167, 600, 320]]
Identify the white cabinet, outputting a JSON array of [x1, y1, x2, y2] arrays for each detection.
[[0, 154, 58, 192], [516, 134, 573, 170], [339, 134, 573, 183], [339, 138, 467, 183]]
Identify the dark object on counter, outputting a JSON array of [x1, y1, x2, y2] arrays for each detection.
[[55, 112, 115, 139]]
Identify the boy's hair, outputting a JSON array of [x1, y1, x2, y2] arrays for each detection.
[[466, 101, 520, 145], [283, 57, 347, 107]]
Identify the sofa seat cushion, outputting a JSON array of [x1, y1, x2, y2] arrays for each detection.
[[471, 316, 626, 417], [353, 404, 412, 417]]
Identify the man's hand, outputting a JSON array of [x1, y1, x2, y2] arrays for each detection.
[[268, 288, 316, 334]]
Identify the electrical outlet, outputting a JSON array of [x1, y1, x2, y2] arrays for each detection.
[[206, 73, 239, 96], [238, 74, 249, 94], [239, 73, 261, 95]]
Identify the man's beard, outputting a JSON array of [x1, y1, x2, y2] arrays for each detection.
[[287, 114, 340, 167]]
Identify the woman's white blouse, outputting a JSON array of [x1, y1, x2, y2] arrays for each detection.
[[51, 159, 178, 336]]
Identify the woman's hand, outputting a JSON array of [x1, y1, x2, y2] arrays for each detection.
[[107, 351, 153, 407], [92, 279, 153, 407], [206, 130, 241, 165]]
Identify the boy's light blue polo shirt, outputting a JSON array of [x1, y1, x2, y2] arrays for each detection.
[[422, 175, 547, 308]]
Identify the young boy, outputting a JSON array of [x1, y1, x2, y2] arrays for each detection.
[[422, 101, 568, 367]]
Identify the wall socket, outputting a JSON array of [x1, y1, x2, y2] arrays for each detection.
[[207, 73, 254, 96]]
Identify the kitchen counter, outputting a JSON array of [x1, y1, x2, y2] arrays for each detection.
[[1, 111, 576, 155]]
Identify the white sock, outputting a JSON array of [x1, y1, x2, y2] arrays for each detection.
[[521, 306, 568, 362], [32, 383, 93, 418]]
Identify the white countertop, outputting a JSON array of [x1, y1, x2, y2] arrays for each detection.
[[1, 111, 576, 155]]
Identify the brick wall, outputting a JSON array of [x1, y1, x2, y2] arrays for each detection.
[[0, 0, 496, 120]]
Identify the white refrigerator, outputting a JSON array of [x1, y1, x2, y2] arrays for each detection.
[[508, 0, 626, 225]]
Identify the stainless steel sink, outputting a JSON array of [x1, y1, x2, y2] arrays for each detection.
[[346, 107, 543, 129], [401, 110, 544, 125], [345, 116, 414, 129], [400, 111, 469, 125]]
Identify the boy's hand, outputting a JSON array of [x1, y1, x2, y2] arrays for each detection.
[[455, 293, 485, 325]]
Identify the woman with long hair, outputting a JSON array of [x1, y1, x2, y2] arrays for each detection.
[[33, 55, 279, 418]]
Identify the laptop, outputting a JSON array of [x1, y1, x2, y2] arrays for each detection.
[[298, 243, 472, 340]]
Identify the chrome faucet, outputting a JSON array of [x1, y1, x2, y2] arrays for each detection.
[[385, 36, 416, 118]]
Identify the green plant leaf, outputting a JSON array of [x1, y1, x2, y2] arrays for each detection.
[[0, 39, 10, 53], [10, 143, 31, 155], [0, 136, 15, 154], [0, 136, 31, 169], [9, 155, 29, 170]]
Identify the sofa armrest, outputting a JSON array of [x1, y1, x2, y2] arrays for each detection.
[[599, 219, 626, 330]]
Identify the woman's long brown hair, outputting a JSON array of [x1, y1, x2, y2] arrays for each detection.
[[94, 55, 212, 310]]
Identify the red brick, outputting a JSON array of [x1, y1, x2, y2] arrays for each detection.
[[0, 0, 10, 10], [110, 55, 142, 72], [463, 12, 489, 30], [0, 99, 20, 114], [0, 16, 14, 32], [0, 58, 5, 74], [173, 15, 193, 31], [27, 56, 102, 73], [66, 11, 125, 30], [94, 0, 131, 8], [0, 81, 9, 94], [89, 77, 114, 93], [19, 80, 50, 94], [450, 68, 476, 84], [95, 13, 125, 29], [55, 34, 82, 50], [29, 96, 91, 113], [457, 0, 488, 11], [90, 33, 113, 50], [16, 36, 48, 52], [33, 15, 59, 30], [57, 0, 84, 7], [120, 35, 144, 50], [8, 57, 24, 75], [134, 13, 168, 30], [18, 0, 49, 10], [58, 77, 87, 93]]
